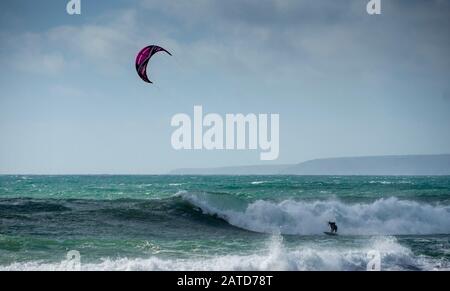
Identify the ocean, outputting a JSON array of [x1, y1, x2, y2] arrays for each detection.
[[0, 175, 449, 271]]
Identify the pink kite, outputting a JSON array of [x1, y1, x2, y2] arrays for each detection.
[[135, 45, 172, 84]]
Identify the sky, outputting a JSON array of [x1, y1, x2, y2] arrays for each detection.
[[0, 0, 449, 174]]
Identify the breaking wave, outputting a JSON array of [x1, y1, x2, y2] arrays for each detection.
[[0, 235, 446, 271], [180, 192, 450, 235]]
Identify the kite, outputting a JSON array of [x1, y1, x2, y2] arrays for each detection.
[[135, 45, 172, 84]]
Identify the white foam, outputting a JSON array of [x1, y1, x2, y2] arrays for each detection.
[[369, 180, 392, 184], [0, 236, 442, 271], [181, 193, 450, 235], [251, 181, 267, 185]]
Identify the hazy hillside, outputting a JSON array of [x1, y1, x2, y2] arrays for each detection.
[[170, 154, 450, 175], [282, 154, 450, 175]]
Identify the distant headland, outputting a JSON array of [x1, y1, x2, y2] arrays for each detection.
[[169, 154, 450, 175]]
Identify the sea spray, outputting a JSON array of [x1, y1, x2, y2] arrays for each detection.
[[0, 236, 433, 271], [180, 192, 450, 235]]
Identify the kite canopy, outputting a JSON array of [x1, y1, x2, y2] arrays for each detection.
[[135, 45, 172, 84]]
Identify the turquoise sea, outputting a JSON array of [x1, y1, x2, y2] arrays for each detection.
[[0, 175, 449, 270]]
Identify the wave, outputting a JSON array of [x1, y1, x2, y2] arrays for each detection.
[[251, 181, 268, 185], [0, 236, 446, 271], [180, 192, 450, 235], [369, 180, 392, 185], [3, 193, 450, 236]]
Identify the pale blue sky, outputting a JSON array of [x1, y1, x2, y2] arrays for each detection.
[[0, 0, 449, 174]]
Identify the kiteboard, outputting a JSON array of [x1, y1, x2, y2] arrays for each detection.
[[324, 232, 338, 236]]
